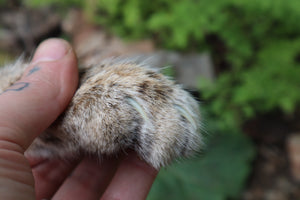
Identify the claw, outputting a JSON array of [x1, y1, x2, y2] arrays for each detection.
[[174, 104, 197, 130], [127, 97, 149, 122]]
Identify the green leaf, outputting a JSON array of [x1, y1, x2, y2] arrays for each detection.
[[148, 133, 255, 200]]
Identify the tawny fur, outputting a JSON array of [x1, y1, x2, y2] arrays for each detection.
[[0, 57, 202, 169]]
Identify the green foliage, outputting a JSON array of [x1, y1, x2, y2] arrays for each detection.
[[148, 132, 255, 200], [25, 0, 83, 7], [234, 39, 300, 114], [0, 0, 7, 6], [199, 35, 300, 129]]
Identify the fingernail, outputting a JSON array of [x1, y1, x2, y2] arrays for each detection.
[[32, 38, 71, 64]]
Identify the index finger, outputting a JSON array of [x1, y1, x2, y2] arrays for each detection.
[[101, 152, 158, 200]]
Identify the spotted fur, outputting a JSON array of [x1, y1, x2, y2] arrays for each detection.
[[0, 57, 203, 169]]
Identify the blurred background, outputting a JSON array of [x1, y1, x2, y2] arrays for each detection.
[[1, 0, 300, 199]]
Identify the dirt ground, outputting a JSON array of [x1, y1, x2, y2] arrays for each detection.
[[242, 111, 300, 200]]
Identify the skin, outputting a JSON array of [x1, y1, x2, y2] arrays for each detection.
[[0, 39, 158, 200]]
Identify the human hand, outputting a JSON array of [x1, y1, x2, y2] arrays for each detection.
[[0, 39, 158, 200]]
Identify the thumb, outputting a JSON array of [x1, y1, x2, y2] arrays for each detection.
[[0, 38, 78, 153]]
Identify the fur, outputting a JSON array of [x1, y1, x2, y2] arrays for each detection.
[[0, 57, 203, 169]]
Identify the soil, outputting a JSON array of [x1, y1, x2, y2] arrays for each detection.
[[242, 111, 300, 200]]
